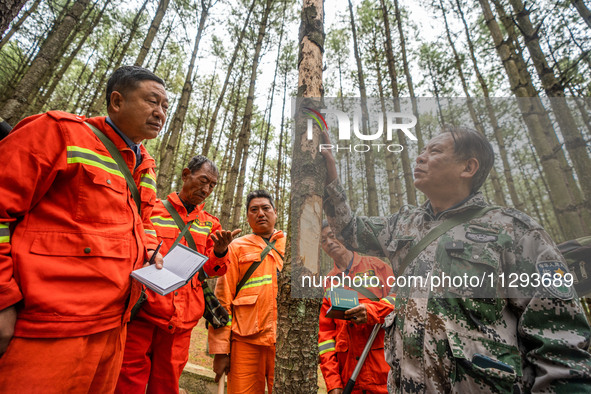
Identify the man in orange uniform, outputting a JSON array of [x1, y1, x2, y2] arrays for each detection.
[[209, 189, 285, 393], [116, 155, 240, 393], [319, 221, 395, 394], [0, 66, 167, 392]]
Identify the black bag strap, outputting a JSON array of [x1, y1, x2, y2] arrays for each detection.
[[235, 239, 278, 295], [85, 122, 141, 215], [398, 206, 499, 276]]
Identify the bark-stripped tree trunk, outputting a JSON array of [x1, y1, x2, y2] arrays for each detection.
[[479, 0, 587, 239], [274, 0, 324, 391], [135, 0, 170, 67], [0, 0, 90, 125], [157, 0, 211, 197]]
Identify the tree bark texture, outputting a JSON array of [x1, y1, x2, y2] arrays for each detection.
[[157, 0, 210, 197], [135, 0, 170, 67], [274, 0, 324, 393], [0, 0, 90, 125], [479, 0, 588, 239], [0, 0, 28, 40]]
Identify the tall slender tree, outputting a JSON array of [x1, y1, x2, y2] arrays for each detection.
[[275, 0, 324, 391], [134, 0, 170, 67], [0, 0, 90, 125], [157, 0, 212, 197]]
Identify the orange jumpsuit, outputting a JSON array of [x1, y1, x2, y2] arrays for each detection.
[[318, 253, 395, 393], [208, 230, 285, 394], [116, 192, 229, 394], [0, 111, 158, 392]]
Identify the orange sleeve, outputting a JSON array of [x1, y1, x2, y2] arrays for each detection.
[[203, 219, 229, 278], [365, 259, 395, 325], [318, 293, 343, 392], [207, 242, 239, 354], [0, 115, 66, 310]]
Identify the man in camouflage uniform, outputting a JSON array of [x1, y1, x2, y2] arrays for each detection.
[[322, 127, 591, 392]]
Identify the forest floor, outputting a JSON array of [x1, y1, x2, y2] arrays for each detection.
[[188, 320, 328, 393]]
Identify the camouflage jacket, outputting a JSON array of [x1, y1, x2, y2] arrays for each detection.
[[324, 179, 591, 393]]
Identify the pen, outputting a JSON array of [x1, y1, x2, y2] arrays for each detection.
[[148, 241, 163, 265]]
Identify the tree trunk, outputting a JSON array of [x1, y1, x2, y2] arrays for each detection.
[[347, 0, 378, 216], [379, 0, 417, 206], [0, 0, 90, 125], [454, 0, 523, 210], [438, 0, 506, 206], [0, 0, 29, 40], [258, 0, 287, 188], [571, 0, 591, 29], [479, 0, 588, 239], [274, 0, 324, 392], [28, 0, 109, 115], [201, 0, 256, 157], [156, 0, 210, 197], [135, 0, 170, 67], [274, 45, 291, 204], [508, 0, 591, 209], [87, 0, 149, 117], [221, 0, 274, 227], [393, 0, 424, 150], [0, 0, 41, 50]]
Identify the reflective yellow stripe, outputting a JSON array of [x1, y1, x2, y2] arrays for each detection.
[[0, 223, 9, 243], [66, 146, 124, 178], [140, 173, 157, 192], [318, 339, 336, 355], [226, 315, 232, 326], [380, 296, 396, 305], [242, 275, 272, 290], [151, 216, 177, 228], [144, 229, 157, 237], [190, 223, 211, 235]]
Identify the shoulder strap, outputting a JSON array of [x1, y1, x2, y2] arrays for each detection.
[[235, 239, 277, 294], [85, 122, 141, 215], [349, 282, 380, 301], [162, 199, 197, 250], [398, 206, 499, 276]]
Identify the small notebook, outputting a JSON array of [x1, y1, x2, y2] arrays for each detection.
[[131, 244, 208, 295], [326, 287, 359, 319]]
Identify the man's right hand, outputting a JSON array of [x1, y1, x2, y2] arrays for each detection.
[[0, 305, 16, 357], [213, 353, 230, 383]]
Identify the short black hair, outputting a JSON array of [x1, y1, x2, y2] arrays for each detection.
[[444, 126, 495, 193], [106, 66, 165, 108], [186, 155, 218, 176], [246, 189, 275, 210]]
